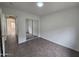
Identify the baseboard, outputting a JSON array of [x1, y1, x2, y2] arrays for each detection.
[[40, 36, 79, 52], [18, 39, 26, 44]]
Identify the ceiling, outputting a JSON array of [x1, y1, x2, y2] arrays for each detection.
[[0, 2, 79, 17]]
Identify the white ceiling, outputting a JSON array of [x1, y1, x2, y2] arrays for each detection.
[[0, 2, 79, 17]]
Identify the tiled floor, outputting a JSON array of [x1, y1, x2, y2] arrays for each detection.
[[5, 36, 79, 57]]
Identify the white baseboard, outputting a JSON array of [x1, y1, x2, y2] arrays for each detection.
[[41, 35, 79, 52]]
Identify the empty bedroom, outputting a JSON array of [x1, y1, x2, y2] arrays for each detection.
[[0, 2, 79, 57]]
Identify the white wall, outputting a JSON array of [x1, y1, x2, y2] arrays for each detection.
[[1, 7, 39, 44], [40, 6, 79, 52]]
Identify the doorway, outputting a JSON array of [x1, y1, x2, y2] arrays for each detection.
[[5, 16, 17, 56], [7, 16, 16, 38]]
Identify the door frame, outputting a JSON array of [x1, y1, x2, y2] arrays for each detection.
[[0, 15, 3, 57], [6, 15, 18, 44], [25, 18, 40, 37], [0, 11, 6, 57]]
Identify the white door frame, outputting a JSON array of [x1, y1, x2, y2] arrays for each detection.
[[0, 8, 6, 56], [25, 19, 40, 37]]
